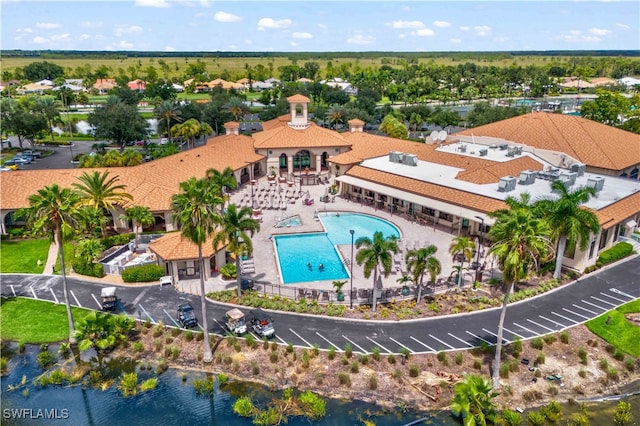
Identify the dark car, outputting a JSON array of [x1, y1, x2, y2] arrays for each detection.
[[177, 302, 198, 328], [247, 308, 275, 338]]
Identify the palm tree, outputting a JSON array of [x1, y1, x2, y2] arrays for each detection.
[[75, 205, 108, 238], [74, 312, 134, 365], [355, 231, 399, 312], [449, 236, 476, 289], [16, 184, 81, 343], [405, 245, 441, 302], [172, 118, 213, 149], [172, 177, 222, 363], [154, 100, 183, 141], [487, 206, 553, 388], [450, 374, 500, 426], [225, 96, 249, 122], [206, 167, 238, 210], [72, 170, 133, 237], [535, 181, 600, 280], [120, 206, 155, 251], [34, 97, 60, 142], [325, 104, 345, 130], [212, 204, 261, 298]]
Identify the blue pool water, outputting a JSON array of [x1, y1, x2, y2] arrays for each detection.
[[274, 212, 401, 284], [275, 215, 301, 228]]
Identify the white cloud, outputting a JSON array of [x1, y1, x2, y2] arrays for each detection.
[[32, 36, 49, 44], [459, 26, 470, 31], [80, 21, 104, 28], [474, 25, 492, 36], [50, 33, 71, 42], [36, 22, 61, 30], [450, 38, 462, 44], [390, 20, 424, 29], [557, 30, 602, 43], [589, 28, 611, 36], [318, 23, 327, 29], [433, 21, 451, 28], [615, 23, 630, 30], [257, 18, 292, 30], [214, 11, 241, 23], [346, 34, 374, 45], [117, 40, 135, 49], [493, 36, 508, 43], [114, 25, 144, 37], [293, 32, 312, 39], [80, 34, 92, 40], [412, 28, 435, 37], [17, 27, 34, 34], [134, 0, 170, 8], [164, 46, 176, 52], [291, 41, 298, 47]]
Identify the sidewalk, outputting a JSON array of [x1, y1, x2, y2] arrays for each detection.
[[43, 240, 58, 275]]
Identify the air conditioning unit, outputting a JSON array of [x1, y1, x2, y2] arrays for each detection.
[[403, 153, 418, 166], [558, 171, 577, 187], [587, 176, 605, 191], [570, 162, 586, 176], [499, 144, 509, 150], [498, 176, 517, 192], [478, 148, 488, 157], [518, 170, 537, 185], [389, 151, 404, 163]]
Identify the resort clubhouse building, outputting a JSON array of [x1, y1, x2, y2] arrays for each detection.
[[1, 95, 639, 283]]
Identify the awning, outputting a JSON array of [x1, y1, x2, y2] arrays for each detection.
[[625, 219, 637, 229]]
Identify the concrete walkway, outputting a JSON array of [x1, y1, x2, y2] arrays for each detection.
[[43, 240, 59, 275]]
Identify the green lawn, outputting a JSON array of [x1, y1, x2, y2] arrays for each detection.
[[0, 238, 50, 273], [586, 299, 640, 357], [0, 297, 93, 343]]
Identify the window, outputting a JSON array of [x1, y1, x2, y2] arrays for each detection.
[[295, 104, 303, 116], [599, 229, 609, 250], [365, 190, 374, 198], [588, 240, 596, 259], [564, 240, 576, 259], [439, 212, 452, 222], [422, 207, 435, 217]]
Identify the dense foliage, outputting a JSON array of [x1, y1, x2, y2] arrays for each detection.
[[121, 264, 165, 282]]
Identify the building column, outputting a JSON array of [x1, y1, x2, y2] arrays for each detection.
[[203, 256, 212, 278], [315, 154, 322, 174], [164, 211, 175, 231], [171, 262, 179, 280], [287, 155, 293, 177]]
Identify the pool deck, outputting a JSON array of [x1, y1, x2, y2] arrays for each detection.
[[173, 176, 481, 297]]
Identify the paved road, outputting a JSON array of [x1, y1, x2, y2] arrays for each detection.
[[2, 256, 638, 355]]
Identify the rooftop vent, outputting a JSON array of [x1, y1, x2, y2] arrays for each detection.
[[587, 176, 605, 191], [389, 151, 404, 163], [499, 143, 509, 150], [478, 148, 488, 157], [498, 176, 517, 192], [518, 170, 537, 185], [570, 162, 586, 177], [558, 171, 578, 187], [402, 153, 418, 166]]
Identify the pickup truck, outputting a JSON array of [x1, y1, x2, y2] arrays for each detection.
[[223, 308, 247, 335]]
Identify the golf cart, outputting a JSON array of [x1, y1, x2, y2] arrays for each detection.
[[223, 308, 247, 335], [177, 302, 198, 328], [247, 308, 275, 338], [101, 287, 118, 311]]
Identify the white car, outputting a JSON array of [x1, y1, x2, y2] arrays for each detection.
[[0, 167, 13, 172]]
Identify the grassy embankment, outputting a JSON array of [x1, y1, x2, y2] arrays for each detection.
[[586, 299, 640, 357], [0, 239, 74, 275]]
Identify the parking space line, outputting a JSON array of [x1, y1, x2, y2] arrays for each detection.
[[132, 288, 150, 306], [465, 330, 493, 346], [502, 327, 525, 340], [581, 300, 608, 311], [609, 288, 635, 299], [366, 336, 393, 354], [526, 319, 555, 333], [448, 333, 473, 348], [315, 332, 341, 351], [289, 329, 312, 348], [550, 311, 579, 324], [137, 304, 156, 323], [342, 335, 367, 354], [70, 290, 82, 307], [513, 322, 539, 336], [30, 287, 38, 299], [573, 303, 599, 315], [590, 296, 616, 307], [276, 335, 288, 345], [410, 336, 435, 353], [49, 288, 59, 304], [390, 337, 415, 353], [428, 334, 455, 350], [539, 315, 566, 328], [10, 285, 16, 297], [163, 309, 181, 328], [91, 293, 103, 310], [482, 328, 510, 344], [599, 291, 626, 304], [562, 307, 590, 321]]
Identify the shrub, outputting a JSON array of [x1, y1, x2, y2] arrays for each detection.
[[527, 411, 546, 426], [613, 348, 625, 362], [359, 354, 369, 365], [392, 369, 403, 381], [408, 363, 420, 377], [560, 331, 570, 344], [543, 334, 556, 345], [578, 347, 588, 365], [436, 351, 448, 365], [232, 396, 254, 416], [399, 347, 411, 360], [624, 357, 635, 372], [337, 372, 350, 386], [597, 242, 633, 266], [502, 409, 523, 426], [536, 352, 546, 365], [344, 343, 353, 358], [119, 372, 138, 397], [387, 354, 396, 364], [531, 337, 544, 350], [270, 352, 279, 363], [71, 259, 105, 278], [547, 385, 558, 396], [608, 367, 619, 381], [327, 347, 336, 360], [132, 341, 144, 353], [122, 264, 165, 282], [368, 374, 378, 390], [499, 363, 510, 379], [350, 361, 359, 373], [251, 362, 260, 375], [220, 263, 236, 279], [37, 350, 56, 369], [298, 390, 326, 420], [454, 353, 464, 365], [184, 330, 194, 342], [473, 359, 483, 370], [371, 347, 381, 362], [599, 358, 609, 371]]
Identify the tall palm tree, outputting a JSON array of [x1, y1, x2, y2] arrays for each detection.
[[487, 206, 553, 388], [16, 184, 81, 343], [206, 167, 238, 210], [535, 181, 600, 280], [172, 118, 213, 149], [154, 100, 183, 141], [225, 96, 249, 122], [72, 170, 133, 237], [405, 245, 441, 302], [172, 177, 222, 363], [450, 374, 500, 426], [325, 104, 345, 130], [449, 236, 476, 289], [355, 231, 399, 312], [34, 97, 60, 142], [212, 204, 261, 298], [120, 206, 155, 251]]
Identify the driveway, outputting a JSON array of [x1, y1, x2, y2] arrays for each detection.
[[1, 255, 638, 355]]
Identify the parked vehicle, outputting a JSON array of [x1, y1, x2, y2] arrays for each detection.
[[177, 302, 198, 328], [247, 308, 275, 338], [20, 150, 42, 158], [101, 287, 118, 311], [223, 308, 247, 335], [3, 158, 28, 166], [1, 139, 12, 149]]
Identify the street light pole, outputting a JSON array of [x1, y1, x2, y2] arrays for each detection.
[[474, 216, 485, 283], [349, 229, 355, 309]]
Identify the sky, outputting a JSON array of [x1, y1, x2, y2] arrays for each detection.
[[1, 0, 639, 52]]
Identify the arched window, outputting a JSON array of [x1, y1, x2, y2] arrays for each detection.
[[279, 153, 287, 169], [630, 167, 639, 180], [293, 150, 311, 171], [321, 152, 328, 168]]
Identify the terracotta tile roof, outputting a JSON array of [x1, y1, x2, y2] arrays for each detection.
[[224, 121, 239, 129], [252, 121, 351, 149], [345, 166, 507, 214], [348, 119, 365, 125], [594, 191, 640, 229], [148, 231, 226, 261], [261, 114, 290, 132], [456, 112, 640, 171], [287, 94, 311, 103]]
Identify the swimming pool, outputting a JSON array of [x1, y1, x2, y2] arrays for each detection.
[[274, 212, 401, 284], [275, 215, 302, 228]]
